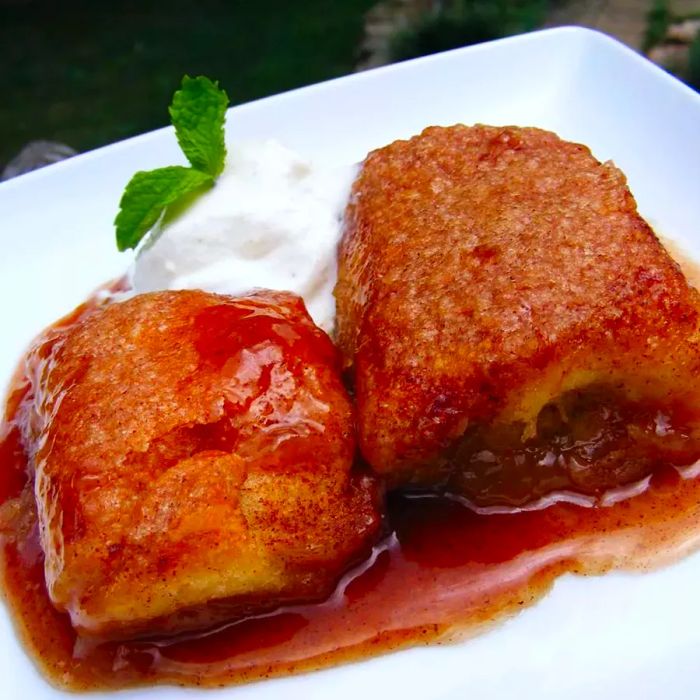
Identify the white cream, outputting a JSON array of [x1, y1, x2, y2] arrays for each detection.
[[130, 140, 356, 333]]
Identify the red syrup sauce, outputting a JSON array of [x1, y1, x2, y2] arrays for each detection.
[[2, 284, 700, 691]]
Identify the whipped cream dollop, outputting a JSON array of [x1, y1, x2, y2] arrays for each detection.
[[130, 140, 357, 333]]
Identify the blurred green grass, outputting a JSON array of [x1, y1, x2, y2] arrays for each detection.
[[0, 0, 376, 167], [390, 0, 551, 62]]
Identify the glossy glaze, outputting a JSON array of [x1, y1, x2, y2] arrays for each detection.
[[10, 289, 379, 642], [3, 286, 700, 690], [3, 371, 700, 689]]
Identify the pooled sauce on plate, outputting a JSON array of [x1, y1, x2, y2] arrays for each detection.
[[2, 293, 700, 691]]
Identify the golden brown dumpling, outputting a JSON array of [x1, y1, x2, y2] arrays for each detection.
[[335, 125, 700, 505], [23, 290, 379, 638]]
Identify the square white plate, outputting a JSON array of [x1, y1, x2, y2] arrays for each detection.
[[2, 26, 700, 700]]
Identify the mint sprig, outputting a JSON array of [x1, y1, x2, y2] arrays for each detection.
[[114, 167, 213, 252], [115, 76, 229, 252], [170, 76, 228, 177]]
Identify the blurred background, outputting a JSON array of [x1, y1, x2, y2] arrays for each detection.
[[1, 0, 699, 178]]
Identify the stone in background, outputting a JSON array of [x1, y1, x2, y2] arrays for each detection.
[[357, 0, 700, 76], [1, 141, 77, 181]]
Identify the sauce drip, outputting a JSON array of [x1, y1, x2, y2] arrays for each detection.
[[2, 285, 700, 690], [2, 388, 700, 689]]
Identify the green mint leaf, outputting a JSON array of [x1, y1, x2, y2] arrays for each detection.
[[114, 75, 228, 252], [115, 166, 213, 251], [169, 75, 229, 177]]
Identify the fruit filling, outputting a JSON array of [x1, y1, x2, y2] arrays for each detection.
[[447, 386, 700, 507]]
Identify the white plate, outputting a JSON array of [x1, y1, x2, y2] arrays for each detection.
[[2, 26, 700, 700]]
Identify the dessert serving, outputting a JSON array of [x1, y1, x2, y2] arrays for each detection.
[[24, 289, 379, 639], [1, 75, 700, 692], [336, 124, 700, 505]]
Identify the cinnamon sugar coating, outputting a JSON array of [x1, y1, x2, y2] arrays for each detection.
[[22, 290, 379, 637], [335, 125, 700, 486]]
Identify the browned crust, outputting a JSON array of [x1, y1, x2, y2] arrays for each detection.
[[335, 125, 700, 482], [23, 290, 380, 637]]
